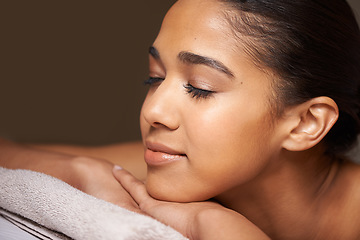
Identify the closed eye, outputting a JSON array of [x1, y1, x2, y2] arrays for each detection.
[[184, 84, 214, 99], [144, 77, 164, 86]]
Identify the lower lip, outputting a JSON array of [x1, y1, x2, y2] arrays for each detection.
[[144, 149, 186, 166]]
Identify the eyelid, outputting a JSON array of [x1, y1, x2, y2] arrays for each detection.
[[144, 77, 215, 100], [184, 83, 214, 99], [144, 77, 164, 85]]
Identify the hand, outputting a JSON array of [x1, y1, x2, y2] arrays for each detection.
[[71, 157, 143, 214], [113, 167, 270, 240]]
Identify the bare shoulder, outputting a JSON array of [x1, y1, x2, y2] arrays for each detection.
[[30, 141, 147, 179]]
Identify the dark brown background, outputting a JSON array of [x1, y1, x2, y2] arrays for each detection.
[[1, 0, 359, 145]]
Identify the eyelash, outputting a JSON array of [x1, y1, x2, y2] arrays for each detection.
[[183, 84, 214, 99], [143, 77, 164, 86], [144, 77, 214, 100]]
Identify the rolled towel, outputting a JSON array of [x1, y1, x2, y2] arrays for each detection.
[[0, 167, 188, 240]]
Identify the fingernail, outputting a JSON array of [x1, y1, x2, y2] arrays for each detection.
[[114, 165, 123, 171]]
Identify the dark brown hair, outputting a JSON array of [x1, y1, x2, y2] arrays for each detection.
[[221, 0, 360, 155]]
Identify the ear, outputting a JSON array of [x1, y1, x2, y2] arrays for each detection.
[[281, 97, 339, 151]]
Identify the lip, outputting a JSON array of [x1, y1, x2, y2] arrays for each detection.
[[144, 142, 187, 166]]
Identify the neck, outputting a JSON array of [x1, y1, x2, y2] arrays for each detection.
[[215, 147, 340, 239]]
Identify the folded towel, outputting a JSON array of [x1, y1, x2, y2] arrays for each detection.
[[0, 167, 188, 240], [0, 209, 68, 240]]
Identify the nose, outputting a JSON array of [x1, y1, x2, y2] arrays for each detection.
[[141, 79, 180, 130]]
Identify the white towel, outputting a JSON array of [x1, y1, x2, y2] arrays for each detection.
[[0, 167, 188, 240]]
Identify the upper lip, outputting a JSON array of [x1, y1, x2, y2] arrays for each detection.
[[145, 141, 185, 156]]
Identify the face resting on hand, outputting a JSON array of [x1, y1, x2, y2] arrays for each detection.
[[140, 0, 283, 202]]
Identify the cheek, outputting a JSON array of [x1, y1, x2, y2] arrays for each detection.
[[186, 99, 269, 157], [184, 100, 274, 191], [139, 98, 151, 141], [139, 110, 147, 140]]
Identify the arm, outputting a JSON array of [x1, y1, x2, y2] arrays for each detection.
[[29, 141, 147, 180], [0, 138, 83, 187], [194, 208, 270, 240], [113, 167, 270, 240], [0, 138, 143, 212]]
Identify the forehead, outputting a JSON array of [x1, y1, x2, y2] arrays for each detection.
[[152, 0, 273, 88], [164, 0, 225, 29], [154, 0, 238, 60]]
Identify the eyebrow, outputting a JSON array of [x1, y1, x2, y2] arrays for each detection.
[[149, 46, 234, 78], [149, 46, 160, 59], [178, 51, 234, 78]]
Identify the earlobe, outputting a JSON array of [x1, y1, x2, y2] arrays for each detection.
[[282, 97, 339, 151]]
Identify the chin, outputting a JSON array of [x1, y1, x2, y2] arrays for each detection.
[[145, 176, 215, 203], [145, 181, 189, 202]]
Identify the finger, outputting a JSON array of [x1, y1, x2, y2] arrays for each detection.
[[112, 166, 153, 208]]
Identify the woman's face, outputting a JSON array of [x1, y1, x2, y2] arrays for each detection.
[[140, 0, 283, 202]]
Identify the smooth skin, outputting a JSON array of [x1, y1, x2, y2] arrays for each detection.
[[126, 0, 360, 238], [142, 0, 281, 203], [1, 0, 360, 239]]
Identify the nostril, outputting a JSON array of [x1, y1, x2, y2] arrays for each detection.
[[152, 121, 178, 130], [152, 122, 162, 127]]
